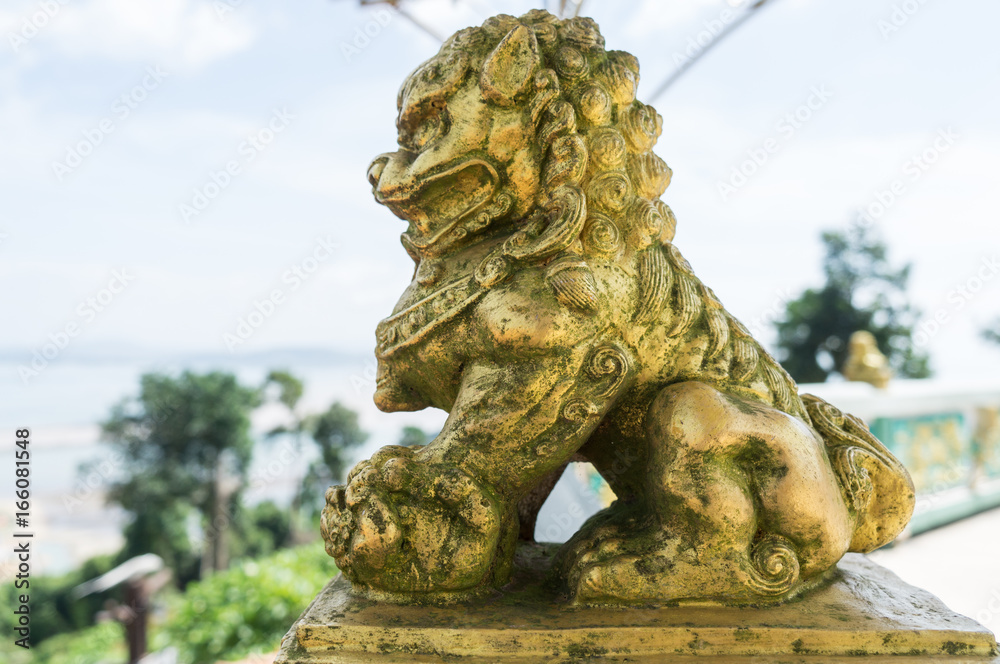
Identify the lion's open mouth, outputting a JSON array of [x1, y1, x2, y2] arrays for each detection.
[[393, 159, 498, 252]]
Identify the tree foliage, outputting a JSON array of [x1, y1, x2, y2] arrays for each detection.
[[261, 369, 310, 537], [775, 224, 931, 383], [264, 369, 304, 414], [228, 500, 294, 560], [298, 403, 368, 515], [100, 371, 261, 582], [398, 425, 430, 447]]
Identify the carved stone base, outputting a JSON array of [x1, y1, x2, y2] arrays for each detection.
[[275, 544, 998, 663]]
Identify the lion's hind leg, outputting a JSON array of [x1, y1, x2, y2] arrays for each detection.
[[558, 381, 855, 605]]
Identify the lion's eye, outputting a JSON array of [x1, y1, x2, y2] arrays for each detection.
[[399, 115, 442, 152], [398, 101, 447, 153]]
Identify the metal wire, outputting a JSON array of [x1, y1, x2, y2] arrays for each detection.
[[647, 0, 774, 103]]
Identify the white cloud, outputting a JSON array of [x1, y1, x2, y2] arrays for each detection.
[[37, 0, 257, 69]]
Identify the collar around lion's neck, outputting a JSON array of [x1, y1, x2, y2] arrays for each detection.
[[377, 183, 588, 361]]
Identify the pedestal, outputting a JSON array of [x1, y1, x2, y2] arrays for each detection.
[[275, 544, 999, 663]]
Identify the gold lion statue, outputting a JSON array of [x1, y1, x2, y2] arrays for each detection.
[[321, 10, 914, 605]]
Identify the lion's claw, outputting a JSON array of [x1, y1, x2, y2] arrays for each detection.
[[321, 446, 512, 596]]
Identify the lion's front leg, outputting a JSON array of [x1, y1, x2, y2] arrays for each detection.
[[322, 344, 634, 600], [320, 444, 512, 600]]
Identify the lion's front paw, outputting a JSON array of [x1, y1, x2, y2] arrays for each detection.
[[320, 445, 512, 597]]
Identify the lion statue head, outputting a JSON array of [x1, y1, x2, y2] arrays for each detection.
[[365, 9, 774, 417], [367, 9, 675, 270]]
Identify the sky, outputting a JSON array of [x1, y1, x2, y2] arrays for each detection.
[[2, 0, 1000, 413]]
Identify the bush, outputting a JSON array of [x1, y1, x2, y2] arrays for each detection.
[[0, 552, 119, 646], [0, 540, 334, 663], [166, 543, 338, 664], [0, 621, 125, 664]]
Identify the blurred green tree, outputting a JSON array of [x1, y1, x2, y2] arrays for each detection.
[[397, 425, 429, 447], [298, 403, 367, 516], [264, 369, 305, 415], [983, 320, 1000, 346], [262, 369, 308, 536], [774, 224, 931, 383], [101, 371, 260, 583], [230, 500, 293, 560]]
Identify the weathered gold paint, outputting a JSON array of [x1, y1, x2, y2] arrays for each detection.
[[843, 330, 893, 388], [320, 10, 916, 606]]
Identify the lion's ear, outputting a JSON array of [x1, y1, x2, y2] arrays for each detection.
[[480, 25, 539, 106]]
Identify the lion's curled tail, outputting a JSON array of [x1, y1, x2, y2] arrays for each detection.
[[802, 394, 915, 552]]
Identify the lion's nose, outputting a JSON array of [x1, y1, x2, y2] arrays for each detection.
[[367, 155, 390, 189]]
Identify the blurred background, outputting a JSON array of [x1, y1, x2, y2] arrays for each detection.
[[2, 0, 999, 661]]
